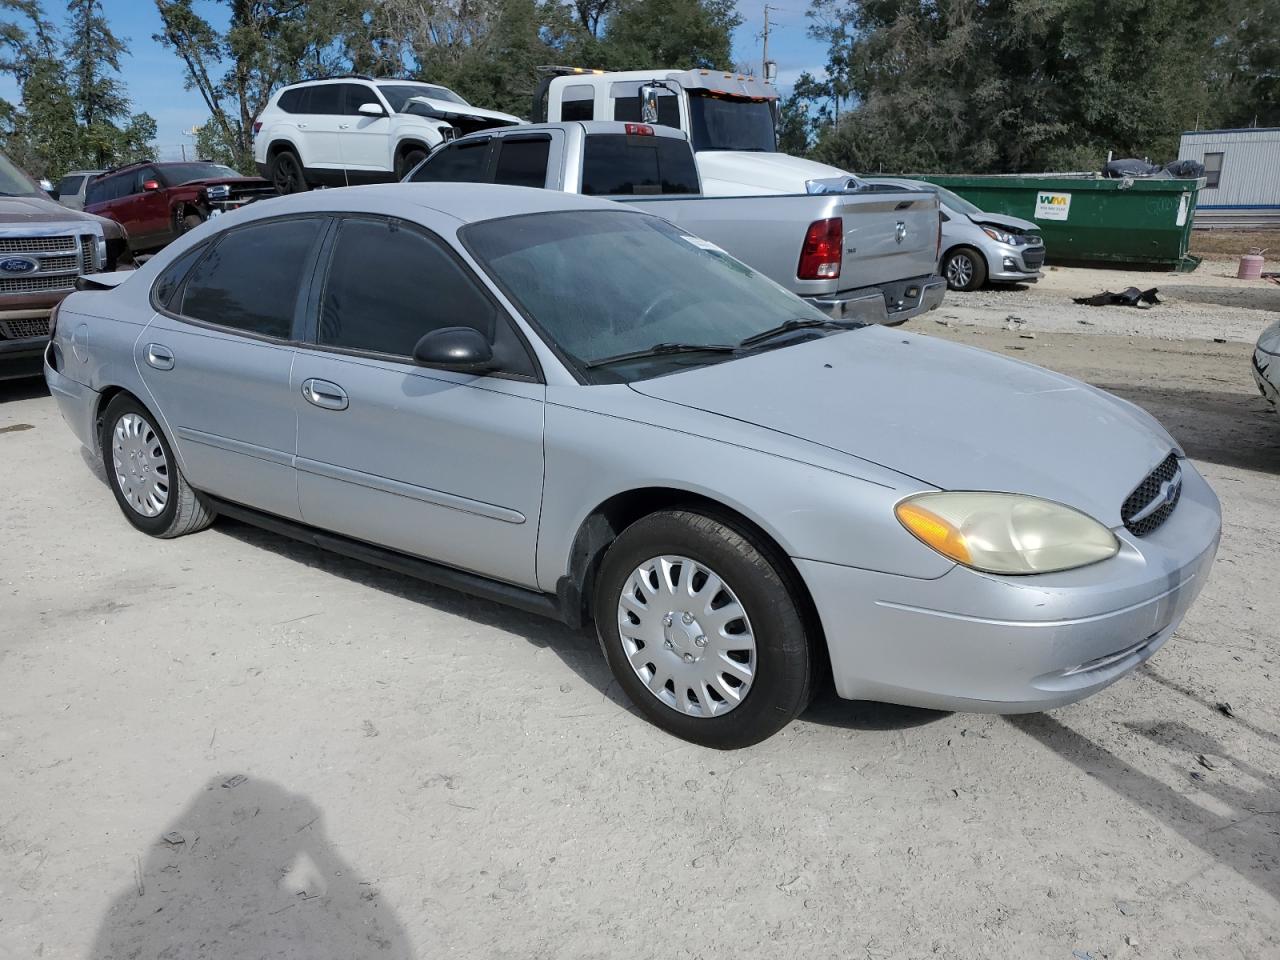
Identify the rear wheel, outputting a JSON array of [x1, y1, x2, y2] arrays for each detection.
[[99, 394, 215, 538], [594, 509, 815, 749], [943, 246, 987, 291], [269, 150, 306, 194], [396, 148, 428, 180]]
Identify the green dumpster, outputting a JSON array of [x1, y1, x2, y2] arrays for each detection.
[[915, 173, 1205, 270]]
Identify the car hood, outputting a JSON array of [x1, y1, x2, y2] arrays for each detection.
[[406, 96, 522, 127], [967, 211, 1041, 235], [696, 151, 855, 196], [0, 193, 101, 224], [627, 327, 1176, 526], [181, 176, 271, 188]]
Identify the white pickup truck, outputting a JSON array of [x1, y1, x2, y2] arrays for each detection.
[[533, 67, 865, 197], [407, 121, 945, 325]]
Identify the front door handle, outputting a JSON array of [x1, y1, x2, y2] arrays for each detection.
[[301, 378, 348, 411], [145, 343, 174, 370], [338, 123, 350, 130]]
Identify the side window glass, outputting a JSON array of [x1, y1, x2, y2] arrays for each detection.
[[319, 218, 497, 356], [308, 84, 342, 115], [493, 137, 550, 188], [153, 243, 208, 310], [341, 84, 372, 116], [409, 140, 491, 183], [180, 218, 323, 338], [560, 84, 594, 121], [57, 175, 84, 196], [278, 88, 302, 113], [610, 81, 680, 128], [84, 177, 106, 205]]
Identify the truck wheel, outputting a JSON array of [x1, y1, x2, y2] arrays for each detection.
[[269, 150, 306, 194], [100, 394, 215, 539], [593, 508, 816, 749], [396, 148, 428, 180], [181, 211, 205, 232], [943, 247, 987, 291]]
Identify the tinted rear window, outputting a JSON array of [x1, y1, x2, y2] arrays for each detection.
[[57, 175, 85, 195], [278, 88, 308, 113], [581, 135, 698, 196], [307, 84, 342, 115], [493, 137, 550, 188]]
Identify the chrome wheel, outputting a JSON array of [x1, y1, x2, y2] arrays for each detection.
[[111, 413, 169, 517], [616, 555, 756, 718], [946, 252, 975, 289]]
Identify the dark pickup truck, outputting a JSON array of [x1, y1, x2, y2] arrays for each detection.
[[0, 151, 131, 381]]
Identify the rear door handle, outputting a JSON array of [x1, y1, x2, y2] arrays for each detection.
[[145, 343, 174, 370], [297, 122, 308, 129], [301, 378, 348, 411]]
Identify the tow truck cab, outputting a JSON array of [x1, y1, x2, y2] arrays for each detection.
[[533, 67, 860, 197]]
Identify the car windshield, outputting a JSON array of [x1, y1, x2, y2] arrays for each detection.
[[379, 83, 468, 112], [686, 93, 777, 152], [464, 209, 845, 383], [933, 185, 984, 217], [0, 152, 45, 197], [159, 163, 240, 186]]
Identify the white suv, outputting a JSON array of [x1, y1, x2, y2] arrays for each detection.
[[253, 75, 523, 192]]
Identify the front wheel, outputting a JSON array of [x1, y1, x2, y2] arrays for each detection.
[[943, 246, 988, 291], [100, 394, 215, 538], [594, 509, 816, 749], [396, 148, 428, 181], [181, 211, 205, 232]]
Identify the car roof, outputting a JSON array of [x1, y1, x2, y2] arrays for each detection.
[[231, 182, 629, 226]]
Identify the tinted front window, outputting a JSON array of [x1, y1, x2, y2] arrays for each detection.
[[581, 135, 699, 195], [159, 163, 240, 186], [687, 94, 776, 152], [0, 151, 43, 197], [494, 138, 550, 188], [180, 218, 322, 338], [465, 210, 833, 382], [307, 84, 342, 115], [340, 84, 374, 116], [408, 141, 491, 183], [319, 218, 495, 356], [378, 83, 468, 112]]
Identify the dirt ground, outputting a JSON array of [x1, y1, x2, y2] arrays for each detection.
[[1, 271, 1278, 959], [1189, 228, 1280, 259]]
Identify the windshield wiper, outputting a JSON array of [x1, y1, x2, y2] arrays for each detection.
[[739, 317, 861, 348], [585, 342, 739, 368]]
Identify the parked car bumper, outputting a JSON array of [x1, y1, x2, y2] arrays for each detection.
[[795, 460, 1220, 713], [807, 275, 946, 325], [0, 333, 46, 381], [986, 241, 1045, 283], [44, 343, 100, 449]]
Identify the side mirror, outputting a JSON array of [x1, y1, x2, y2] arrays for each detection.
[[412, 326, 493, 372], [639, 84, 661, 124], [142, 179, 160, 192], [358, 102, 386, 117]]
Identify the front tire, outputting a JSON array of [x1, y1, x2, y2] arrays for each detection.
[[396, 148, 428, 180], [269, 150, 307, 194], [594, 509, 815, 749], [100, 394, 215, 538], [181, 211, 205, 232], [943, 246, 988, 291]]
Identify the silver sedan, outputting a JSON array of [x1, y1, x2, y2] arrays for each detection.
[[43, 184, 1220, 748]]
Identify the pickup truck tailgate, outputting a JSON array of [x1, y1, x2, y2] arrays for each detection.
[[620, 189, 939, 298]]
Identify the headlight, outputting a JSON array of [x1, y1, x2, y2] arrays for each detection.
[[895, 492, 1119, 575], [206, 184, 231, 201], [981, 226, 1014, 244]]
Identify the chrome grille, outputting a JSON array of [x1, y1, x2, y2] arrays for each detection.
[[0, 274, 77, 294], [32, 253, 80, 272], [1121, 453, 1182, 537], [0, 235, 77, 254], [1023, 248, 1046, 270], [80, 235, 95, 273], [0, 317, 51, 339]]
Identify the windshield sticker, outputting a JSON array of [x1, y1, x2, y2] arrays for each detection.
[[681, 235, 727, 254]]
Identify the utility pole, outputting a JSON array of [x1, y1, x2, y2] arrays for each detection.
[[762, 4, 776, 81]]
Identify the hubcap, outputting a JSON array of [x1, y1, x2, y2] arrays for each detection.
[[112, 413, 169, 517], [616, 555, 756, 718], [947, 254, 974, 289]]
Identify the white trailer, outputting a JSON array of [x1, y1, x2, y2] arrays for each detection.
[[1178, 127, 1280, 228]]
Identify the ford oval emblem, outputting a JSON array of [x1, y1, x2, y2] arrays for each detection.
[[0, 256, 38, 274]]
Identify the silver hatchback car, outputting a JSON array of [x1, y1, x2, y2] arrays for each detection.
[[44, 184, 1220, 748]]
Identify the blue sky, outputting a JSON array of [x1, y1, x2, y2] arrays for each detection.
[[0, 0, 827, 163]]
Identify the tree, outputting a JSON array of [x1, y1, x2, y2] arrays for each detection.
[[600, 0, 740, 69], [153, 0, 364, 171], [65, 0, 154, 166]]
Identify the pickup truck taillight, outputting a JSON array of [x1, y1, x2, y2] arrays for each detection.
[[797, 218, 842, 280]]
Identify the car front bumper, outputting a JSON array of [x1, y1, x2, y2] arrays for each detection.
[[795, 460, 1221, 713], [0, 334, 47, 381], [986, 241, 1045, 283], [44, 343, 100, 452]]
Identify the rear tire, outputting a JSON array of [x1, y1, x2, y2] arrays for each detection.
[[100, 394, 215, 539], [943, 246, 987, 291], [593, 508, 815, 749], [269, 150, 307, 194], [396, 148, 429, 180]]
